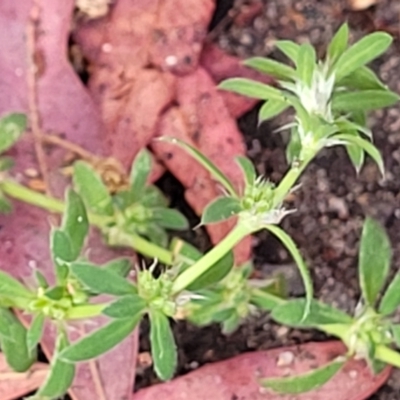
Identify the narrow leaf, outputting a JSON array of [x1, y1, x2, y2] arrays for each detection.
[[73, 160, 114, 216], [0, 113, 26, 153], [0, 270, 34, 300], [130, 149, 152, 199], [70, 262, 137, 296], [271, 299, 353, 328], [391, 324, 400, 348], [149, 308, 177, 380], [35, 331, 75, 398], [26, 314, 45, 353], [346, 142, 365, 174], [219, 78, 284, 101], [275, 40, 300, 64], [296, 43, 316, 87], [266, 225, 313, 317], [286, 125, 302, 164], [337, 66, 387, 90], [335, 32, 393, 81], [103, 295, 147, 319], [327, 23, 349, 62], [60, 316, 140, 362], [235, 156, 256, 186], [379, 274, 400, 315], [158, 137, 237, 197], [358, 217, 392, 306], [0, 191, 12, 214], [243, 57, 296, 80], [170, 237, 202, 270], [201, 196, 242, 225], [152, 208, 189, 230], [261, 359, 344, 394], [102, 258, 131, 277], [258, 100, 289, 123], [332, 90, 399, 112]]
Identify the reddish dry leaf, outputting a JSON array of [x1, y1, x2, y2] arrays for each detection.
[[0, 353, 48, 400], [132, 341, 391, 400], [0, 1, 138, 399]]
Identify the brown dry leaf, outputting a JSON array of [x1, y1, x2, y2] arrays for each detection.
[[0, 353, 48, 400]]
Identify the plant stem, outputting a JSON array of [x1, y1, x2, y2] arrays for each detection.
[[172, 223, 251, 294]]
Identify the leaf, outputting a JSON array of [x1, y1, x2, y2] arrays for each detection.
[[275, 40, 300, 64], [271, 299, 353, 328], [73, 160, 114, 216], [0, 270, 34, 301], [337, 66, 387, 90], [103, 295, 147, 319], [266, 225, 313, 317], [358, 217, 392, 306], [0, 191, 12, 214], [59, 316, 140, 363], [158, 137, 237, 197], [333, 133, 385, 176], [286, 125, 302, 164], [332, 90, 399, 112], [391, 324, 400, 348], [235, 156, 256, 186], [50, 229, 74, 282], [102, 257, 131, 277], [201, 196, 242, 225], [346, 142, 365, 173], [26, 314, 45, 353], [186, 250, 234, 291], [260, 359, 344, 394], [243, 57, 296, 80], [335, 32, 393, 81], [70, 262, 137, 296], [152, 208, 189, 230], [327, 23, 349, 62], [296, 43, 316, 87], [130, 149, 152, 200], [0, 155, 14, 171], [0, 113, 26, 153], [170, 237, 202, 270], [149, 308, 177, 381], [0, 308, 35, 372], [379, 273, 400, 315], [61, 189, 89, 259], [258, 100, 289, 123], [143, 223, 168, 247], [35, 331, 75, 399], [250, 288, 286, 311], [218, 78, 284, 101]]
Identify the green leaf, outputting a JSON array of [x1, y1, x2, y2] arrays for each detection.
[[26, 314, 45, 353], [243, 57, 296, 80], [0, 156, 14, 171], [327, 23, 349, 62], [250, 288, 285, 311], [332, 90, 399, 112], [271, 299, 353, 328], [219, 78, 284, 101], [143, 223, 168, 248], [346, 142, 365, 173], [0, 270, 34, 300], [152, 208, 189, 230], [158, 137, 237, 198], [149, 308, 177, 380], [335, 32, 393, 81], [235, 156, 256, 186], [186, 250, 234, 291], [358, 217, 392, 306], [170, 237, 202, 270], [0, 308, 35, 372], [70, 262, 137, 296], [35, 331, 75, 399], [0, 191, 12, 214], [266, 225, 313, 317], [103, 295, 147, 319], [337, 66, 387, 90], [296, 43, 316, 87], [258, 100, 289, 123], [275, 40, 300, 64], [130, 149, 152, 199], [379, 274, 400, 315], [73, 161, 114, 216], [50, 229, 74, 282], [0, 113, 26, 153], [333, 133, 384, 176], [142, 186, 169, 208], [102, 258, 131, 277], [59, 316, 140, 363], [391, 324, 400, 348], [260, 359, 344, 394], [286, 125, 302, 164], [201, 196, 242, 225], [44, 286, 65, 301]]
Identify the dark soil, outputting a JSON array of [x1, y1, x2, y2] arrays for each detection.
[[137, 1, 400, 399]]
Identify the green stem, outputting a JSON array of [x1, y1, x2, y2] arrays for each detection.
[[172, 223, 251, 294], [66, 304, 108, 320]]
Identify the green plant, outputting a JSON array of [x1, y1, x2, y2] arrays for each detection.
[[0, 23, 399, 398]]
